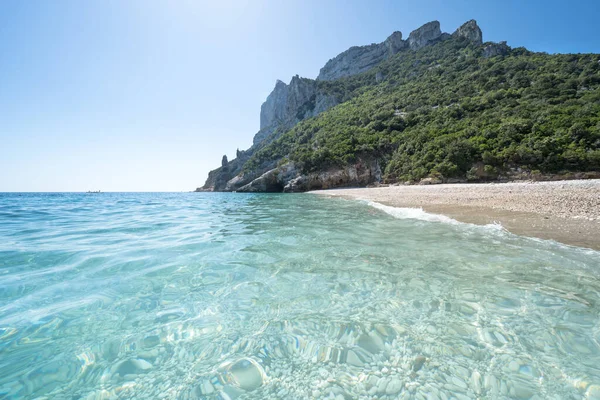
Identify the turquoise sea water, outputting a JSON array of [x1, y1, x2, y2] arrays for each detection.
[[0, 192, 599, 400]]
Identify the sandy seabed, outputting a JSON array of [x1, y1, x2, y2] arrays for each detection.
[[311, 179, 600, 250]]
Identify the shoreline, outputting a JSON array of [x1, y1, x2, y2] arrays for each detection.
[[311, 180, 600, 250]]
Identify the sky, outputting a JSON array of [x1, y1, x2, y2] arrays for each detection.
[[1, 0, 599, 192]]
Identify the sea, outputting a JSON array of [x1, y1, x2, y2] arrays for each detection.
[[0, 192, 599, 399]]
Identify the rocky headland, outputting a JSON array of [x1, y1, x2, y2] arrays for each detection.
[[196, 19, 599, 193], [198, 20, 490, 192]]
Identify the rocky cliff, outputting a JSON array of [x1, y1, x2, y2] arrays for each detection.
[[452, 20, 483, 44], [200, 74, 341, 191], [317, 31, 406, 81], [232, 159, 382, 193], [255, 75, 339, 145], [407, 21, 443, 50], [197, 19, 510, 193], [316, 20, 468, 81]]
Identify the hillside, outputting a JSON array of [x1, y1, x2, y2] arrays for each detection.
[[197, 20, 600, 192]]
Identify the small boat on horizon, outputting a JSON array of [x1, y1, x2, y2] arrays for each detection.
[[86, 190, 102, 193]]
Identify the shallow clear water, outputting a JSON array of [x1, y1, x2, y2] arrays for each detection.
[[0, 193, 599, 400]]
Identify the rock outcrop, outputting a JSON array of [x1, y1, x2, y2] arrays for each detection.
[[294, 159, 382, 192], [259, 76, 319, 131], [483, 41, 511, 58], [317, 31, 406, 81], [452, 20, 483, 44], [255, 75, 339, 145], [199, 152, 251, 191], [236, 163, 299, 193], [259, 79, 289, 131], [234, 159, 382, 193], [317, 20, 471, 81], [407, 21, 442, 50]]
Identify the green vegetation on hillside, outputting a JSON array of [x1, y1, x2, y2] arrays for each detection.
[[244, 38, 600, 182]]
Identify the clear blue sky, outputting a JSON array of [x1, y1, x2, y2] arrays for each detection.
[[1, 0, 599, 192]]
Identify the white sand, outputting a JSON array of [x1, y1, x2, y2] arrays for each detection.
[[311, 180, 600, 250]]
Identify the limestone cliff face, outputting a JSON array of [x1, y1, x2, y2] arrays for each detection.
[[200, 75, 340, 191], [452, 19, 483, 44], [316, 20, 483, 81], [259, 80, 289, 131], [407, 21, 443, 50], [234, 159, 382, 193], [259, 76, 318, 133], [317, 31, 406, 81], [254, 75, 339, 145], [199, 151, 251, 192]]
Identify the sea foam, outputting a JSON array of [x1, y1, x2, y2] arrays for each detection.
[[365, 200, 506, 231]]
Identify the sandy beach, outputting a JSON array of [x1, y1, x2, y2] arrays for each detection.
[[311, 180, 600, 250]]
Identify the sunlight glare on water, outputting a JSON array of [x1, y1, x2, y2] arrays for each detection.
[[0, 192, 599, 399]]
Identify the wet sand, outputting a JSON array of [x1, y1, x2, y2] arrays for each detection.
[[311, 180, 600, 250]]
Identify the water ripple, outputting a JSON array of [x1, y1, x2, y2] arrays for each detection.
[[0, 192, 599, 399]]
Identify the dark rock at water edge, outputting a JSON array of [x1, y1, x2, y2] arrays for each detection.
[[234, 159, 383, 193]]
